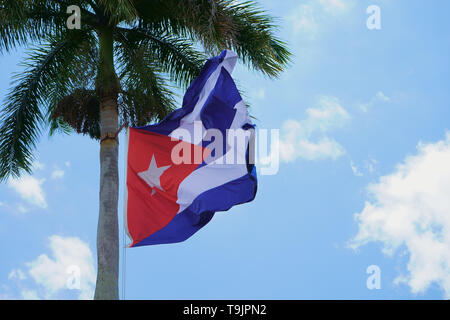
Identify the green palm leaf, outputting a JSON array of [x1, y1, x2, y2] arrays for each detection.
[[0, 29, 93, 180]]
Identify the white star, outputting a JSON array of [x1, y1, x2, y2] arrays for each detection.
[[138, 154, 171, 196]]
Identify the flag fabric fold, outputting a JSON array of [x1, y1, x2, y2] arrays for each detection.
[[124, 50, 257, 247]]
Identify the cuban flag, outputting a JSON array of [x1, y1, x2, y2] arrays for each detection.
[[124, 50, 257, 247]]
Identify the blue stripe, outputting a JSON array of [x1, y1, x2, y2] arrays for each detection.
[[132, 171, 257, 246], [200, 67, 241, 133], [135, 51, 230, 136]]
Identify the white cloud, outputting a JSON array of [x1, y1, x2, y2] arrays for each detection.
[[25, 235, 96, 300], [318, 0, 349, 13], [365, 157, 378, 173], [7, 175, 47, 209], [350, 157, 378, 177], [288, 4, 319, 37], [350, 132, 450, 298], [254, 88, 266, 100], [51, 168, 65, 180], [33, 161, 45, 170], [2, 235, 96, 300], [8, 269, 27, 281], [350, 161, 363, 177], [17, 204, 29, 214], [359, 91, 390, 112], [279, 96, 349, 162], [304, 96, 350, 132], [287, 0, 353, 37], [376, 91, 390, 102], [65, 161, 71, 168], [21, 290, 40, 300]]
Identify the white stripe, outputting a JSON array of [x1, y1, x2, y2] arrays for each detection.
[[169, 50, 239, 144], [123, 127, 132, 246], [176, 162, 249, 213], [172, 50, 252, 214], [175, 102, 252, 213], [177, 101, 251, 213], [230, 100, 251, 129]]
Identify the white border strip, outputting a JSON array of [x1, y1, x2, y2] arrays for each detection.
[[123, 127, 132, 247]]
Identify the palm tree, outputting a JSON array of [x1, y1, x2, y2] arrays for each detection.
[[0, 0, 290, 299]]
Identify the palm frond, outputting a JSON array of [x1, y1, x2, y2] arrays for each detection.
[[0, 29, 93, 180], [0, 0, 98, 54], [46, 31, 99, 135], [97, 0, 138, 24], [223, 1, 291, 77], [135, 0, 291, 77], [48, 116, 73, 136], [116, 26, 206, 88], [116, 32, 178, 127], [134, 0, 233, 48]]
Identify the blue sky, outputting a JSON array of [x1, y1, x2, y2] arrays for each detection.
[[1, 0, 450, 299]]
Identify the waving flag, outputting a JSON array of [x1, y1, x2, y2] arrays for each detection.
[[124, 50, 257, 247]]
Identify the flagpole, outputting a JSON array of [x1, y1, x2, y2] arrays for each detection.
[[121, 126, 129, 300]]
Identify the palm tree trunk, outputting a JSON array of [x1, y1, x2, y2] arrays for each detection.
[[94, 28, 120, 300]]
